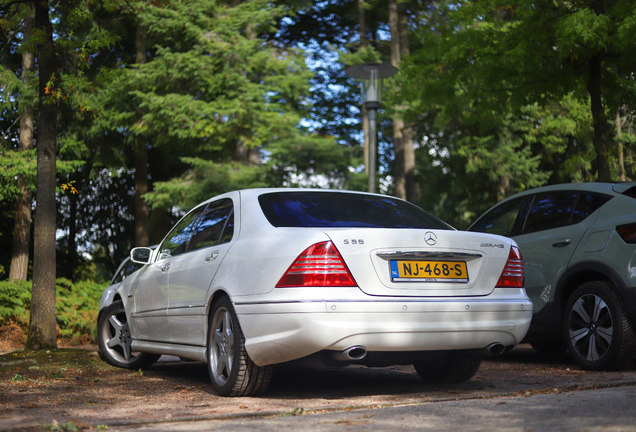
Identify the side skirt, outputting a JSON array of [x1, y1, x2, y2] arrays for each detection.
[[131, 340, 207, 362]]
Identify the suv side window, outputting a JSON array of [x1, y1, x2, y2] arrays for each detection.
[[522, 192, 578, 234], [188, 199, 234, 252], [571, 193, 611, 224], [158, 208, 204, 260], [469, 197, 529, 237]]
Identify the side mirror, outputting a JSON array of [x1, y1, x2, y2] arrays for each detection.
[[130, 247, 153, 265]]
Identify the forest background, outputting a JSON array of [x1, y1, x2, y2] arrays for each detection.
[[1, 0, 635, 346]]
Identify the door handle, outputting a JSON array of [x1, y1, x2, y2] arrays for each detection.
[[205, 251, 219, 261], [160, 262, 171, 272], [552, 239, 572, 248]]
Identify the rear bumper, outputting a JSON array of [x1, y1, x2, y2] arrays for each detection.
[[235, 290, 533, 366]]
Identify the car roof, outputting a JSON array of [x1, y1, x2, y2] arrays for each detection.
[[197, 188, 387, 207], [496, 182, 636, 204]]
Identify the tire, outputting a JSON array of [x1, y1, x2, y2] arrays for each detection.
[[207, 296, 273, 396], [413, 359, 481, 384], [97, 301, 160, 369], [563, 281, 636, 371]]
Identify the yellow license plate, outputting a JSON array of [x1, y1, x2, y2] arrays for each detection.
[[390, 260, 469, 282]]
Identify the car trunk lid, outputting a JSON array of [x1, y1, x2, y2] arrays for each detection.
[[325, 228, 513, 297]]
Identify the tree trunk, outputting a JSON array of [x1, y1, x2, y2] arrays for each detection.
[[399, 3, 416, 202], [358, 0, 370, 174], [498, 173, 512, 201], [27, 0, 58, 350], [389, 0, 406, 199], [66, 190, 77, 280], [616, 109, 626, 182], [135, 139, 150, 247], [9, 15, 35, 281], [134, 24, 150, 247], [588, 54, 611, 182]]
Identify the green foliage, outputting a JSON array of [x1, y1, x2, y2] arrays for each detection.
[[145, 157, 268, 211], [0, 148, 37, 201], [402, 0, 636, 191], [0, 278, 107, 344], [42, 420, 80, 432], [0, 279, 31, 328], [54, 278, 105, 343]]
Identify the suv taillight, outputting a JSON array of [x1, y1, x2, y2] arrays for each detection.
[[496, 245, 524, 288], [617, 223, 636, 244], [622, 187, 636, 199], [276, 241, 357, 288]]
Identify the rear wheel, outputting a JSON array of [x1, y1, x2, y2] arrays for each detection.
[[98, 301, 160, 369], [207, 296, 273, 396], [563, 281, 636, 371], [413, 359, 481, 384]]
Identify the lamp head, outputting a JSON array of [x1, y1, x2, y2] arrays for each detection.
[[345, 62, 398, 107]]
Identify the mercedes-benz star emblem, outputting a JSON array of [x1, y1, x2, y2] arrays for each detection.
[[424, 231, 437, 246]]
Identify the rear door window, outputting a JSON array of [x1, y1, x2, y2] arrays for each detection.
[[259, 192, 452, 229], [187, 199, 234, 251], [522, 192, 578, 234]]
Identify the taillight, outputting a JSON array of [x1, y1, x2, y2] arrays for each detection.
[[622, 187, 636, 199], [496, 245, 524, 288], [276, 241, 357, 288], [617, 223, 636, 244]]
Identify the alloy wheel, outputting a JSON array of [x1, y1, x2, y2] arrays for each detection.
[[568, 293, 613, 362], [209, 306, 235, 387]]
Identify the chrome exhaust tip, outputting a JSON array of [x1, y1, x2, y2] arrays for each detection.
[[486, 342, 506, 355], [345, 346, 367, 360], [330, 345, 368, 362]]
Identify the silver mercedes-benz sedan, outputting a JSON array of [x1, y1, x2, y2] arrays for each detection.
[[98, 189, 532, 396]]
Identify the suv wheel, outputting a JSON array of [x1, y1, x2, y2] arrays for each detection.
[[563, 281, 636, 371]]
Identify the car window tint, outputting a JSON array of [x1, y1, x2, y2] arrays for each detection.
[[158, 208, 203, 259], [188, 199, 233, 251], [219, 210, 234, 244], [523, 192, 577, 234], [469, 197, 528, 237], [112, 259, 143, 285], [571, 193, 611, 224], [259, 192, 452, 229]]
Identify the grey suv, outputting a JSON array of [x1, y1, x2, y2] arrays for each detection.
[[469, 182, 636, 370]]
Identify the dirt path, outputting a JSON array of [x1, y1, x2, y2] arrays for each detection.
[[1, 344, 635, 431]]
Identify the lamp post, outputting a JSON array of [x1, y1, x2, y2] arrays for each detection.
[[345, 62, 397, 193]]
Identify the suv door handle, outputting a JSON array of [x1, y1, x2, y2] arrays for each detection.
[[205, 251, 219, 261], [552, 239, 572, 248]]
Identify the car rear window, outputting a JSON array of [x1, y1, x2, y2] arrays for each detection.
[[258, 192, 452, 229]]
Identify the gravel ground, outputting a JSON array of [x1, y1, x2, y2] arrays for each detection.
[[1, 343, 635, 431]]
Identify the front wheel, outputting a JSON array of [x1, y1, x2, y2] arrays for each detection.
[[207, 296, 273, 396], [563, 281, 636, 371], [413, 359, 481, 384], [98, 301, 160, 369]]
